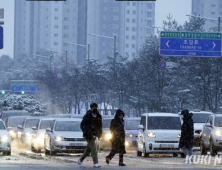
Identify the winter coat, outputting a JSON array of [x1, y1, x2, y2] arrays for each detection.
[[80, 110, 102, 140], [110, 109, 126, 154], [179, 113, 194, 148]]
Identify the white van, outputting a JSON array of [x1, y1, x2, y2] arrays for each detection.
[[137, 113, 183, 157]]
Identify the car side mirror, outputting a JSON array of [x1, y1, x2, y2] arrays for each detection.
[[205, 123, 212, 128], [17, 125, 23, 129], [32, 126, 37, 131], [138, 125, 144, 131], [46, 128, 52, 132]]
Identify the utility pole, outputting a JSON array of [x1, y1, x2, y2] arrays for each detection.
[[87, 44, 90, 72], [65, 50, 68, 73], [218, 16, 221, 33]]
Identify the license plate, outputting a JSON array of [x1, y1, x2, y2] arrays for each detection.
[[69, 143, 83, 146], [160, 144, 174, 148]]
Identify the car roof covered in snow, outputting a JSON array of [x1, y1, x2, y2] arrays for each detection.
[[2, 110, 29, 113], [142, 113, 179, 117], [40, 117, 56, 121], [125, 117, 140, 120], [189, 111, 213, 114], [214, 114, 222, 117], [7, 116, 30, 119], [55, 118, 82, 122]]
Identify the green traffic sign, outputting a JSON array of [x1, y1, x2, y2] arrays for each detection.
[[160, 31, 221, 39]]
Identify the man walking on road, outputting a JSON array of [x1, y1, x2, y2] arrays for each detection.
[[78, 103, 102, 168]]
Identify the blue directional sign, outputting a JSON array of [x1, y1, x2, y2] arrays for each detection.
[[11, 81, 40, 92], [160, 32, 222, 57], [0, 26, 3, 49]]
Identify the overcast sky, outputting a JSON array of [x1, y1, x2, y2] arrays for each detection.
[[0, 0, 191, 58]]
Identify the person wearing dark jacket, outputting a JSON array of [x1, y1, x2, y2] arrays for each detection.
[[78, 103, 102, 168], [179, 109, 194, 159], [106, 109, 126, 166]]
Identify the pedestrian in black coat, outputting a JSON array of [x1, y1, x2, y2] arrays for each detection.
[[106, 109, 126, 166], [78, 103, 103, 168], [179, 109, 194, 158]]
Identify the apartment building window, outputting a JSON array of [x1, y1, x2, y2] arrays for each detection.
[[111, 7, 119, 12], [64, 17, 69, 21], [126, 35, 129, 40], [54, 25, 59, 28], [132, 53, 136, 57], [147, 12, 152, 17], [54, 42, 58, 45], [147, 20, 152, 25], [54, 17, 59, 20], [132, 36, 136, 40], [46, 17, 48, 20], [111, 24, 118, 29], [147, 28, 151, 34], [126, 44, 129, 48], [126, 27, 129, 31], [55, 8, 59, 11], [66, 9, 70, 13], [64, 25, 69, 29], [211, 12, 215, 15], [133, 10, 136, 15], [126, 18, 130, 23], [127, 2, 130, 6], [133, 2, 136, 6], [132, 19, 136, 23], [147, 3, 152, 9], [54, 34, 58, 37], [132, 27, 136, 31], [111, 16, 119, 21], [211, 4, 215, 7], [126, 52, 129, 56], [127, 10, 130, 14], [132, 44, 135, 48]]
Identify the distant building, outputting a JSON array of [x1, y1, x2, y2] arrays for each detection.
[[14, 0, 87, 65], [192, 0, 222, 32], [14, 0, 155, 65], [87, 0, 155, 62]]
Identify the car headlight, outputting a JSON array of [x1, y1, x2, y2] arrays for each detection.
[[55, 136, 64, 141], [25, 132, 31, 137], [1, 136, 9, 143], [178, 134, 181, 138], [215, 130, 222, 136], [9, 130, 16, 136], [105, 133, 112, 140], [125, 133, 133, 138], [148, 133, 156, 138], [125, 141, 129, 146]]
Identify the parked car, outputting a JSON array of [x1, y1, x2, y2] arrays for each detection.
[[200, 114, 222, 155], [46, 114, 72, 118], [124, 117, 140, 150], [17, 117, 40, 147], [137, 113, 183, 158], [0, 110, 29, 121], [5, 116, 29, 140], [44, 118, 87, 156], [179, 111, 213, 150], [31, 118, 55, 152], [0, 119, 11, 155], [99, 117, 113, 150]]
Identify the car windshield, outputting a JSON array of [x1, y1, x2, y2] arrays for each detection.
[[214, 117, 222, 127], [103, 119, 112, 128], [9, 117, 26, 127], [125, 120, 140, 130], [25, 119, 39, 128], [148, 116, 181, 130], [192, 114, 212, 123], [39, 120, 54, 129], [0, 121, 5, 130], [54, 121, 81, 131]]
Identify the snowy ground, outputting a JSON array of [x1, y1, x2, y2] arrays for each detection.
[[1, 142, 222, 169]]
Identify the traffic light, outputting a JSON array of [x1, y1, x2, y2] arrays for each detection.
[[21, 91, 25, 95], [1, 90, 5, 95]]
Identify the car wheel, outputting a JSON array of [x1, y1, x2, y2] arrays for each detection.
[[180, 153, 186, 158], [210, 139, 217, 156], [143, 144, 149, 158], [3, 151, 11, 156], [50, 140, 57, 156], [173, 153, 178, 157], [200, 140, 207, 155], [137, 151, 142, 157]]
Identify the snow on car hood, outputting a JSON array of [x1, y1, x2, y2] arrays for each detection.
[[0, 130, 9, 137], [194, 123, 204, 130], [53, 131, 83, 138]]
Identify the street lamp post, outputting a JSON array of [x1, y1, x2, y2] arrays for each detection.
[[46, 49, 67, 73], [186, 14, 221, 33]]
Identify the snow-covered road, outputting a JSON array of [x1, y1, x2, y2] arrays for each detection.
[[0, 144, 222, 170]]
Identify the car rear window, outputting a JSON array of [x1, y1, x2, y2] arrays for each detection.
[[0, 121, 5, 130], [9, 117, 26, 127], [39, 120, 54, 129], [25, 119, 39, 128], [148, 116, 181, 130], [214, 117, 222, 127], [54, 121, 81, 131], [125, 120, 140, 130], [192, 113, 212, 123]]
